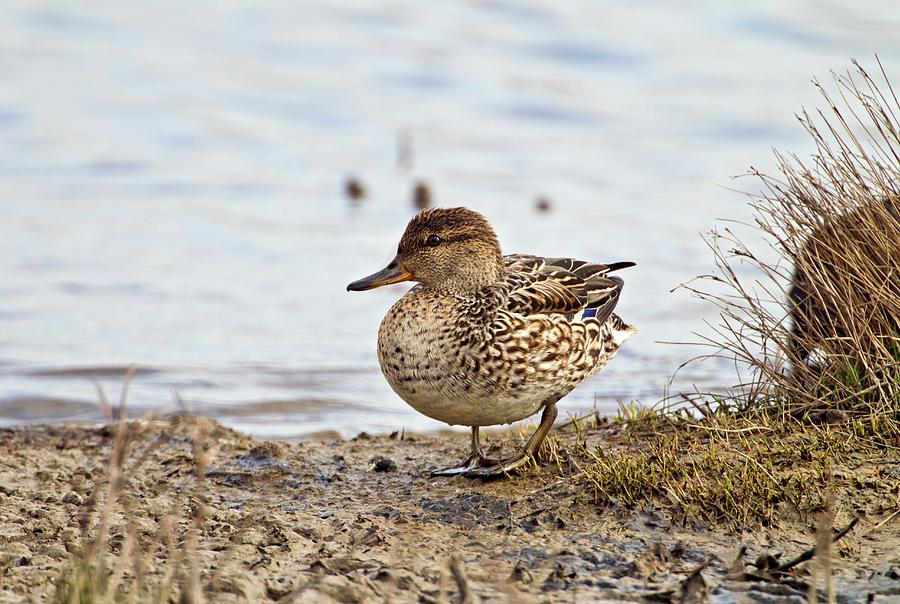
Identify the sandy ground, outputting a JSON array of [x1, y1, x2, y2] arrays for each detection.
[[1, 418, 899, 603]]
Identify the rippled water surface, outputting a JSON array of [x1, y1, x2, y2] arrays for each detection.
[[1, 0, 898, 437]]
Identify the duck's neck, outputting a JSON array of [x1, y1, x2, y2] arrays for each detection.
[[427, 253, 506, 295]]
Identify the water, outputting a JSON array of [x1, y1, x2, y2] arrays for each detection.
[[1, 0, 898, 438]]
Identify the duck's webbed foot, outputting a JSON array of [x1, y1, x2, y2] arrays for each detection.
[[430, 454, 498, 476], [430, 426, 499, 477], [462, 451, 533, 477], [463, 403, 559, 479]]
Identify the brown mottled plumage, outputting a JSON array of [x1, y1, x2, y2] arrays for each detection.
[[347, 207, 636, 477]]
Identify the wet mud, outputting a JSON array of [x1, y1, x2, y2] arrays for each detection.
[[0, 419, 898, 602]]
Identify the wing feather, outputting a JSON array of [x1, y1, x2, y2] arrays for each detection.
[[500, 254, 632, 320]]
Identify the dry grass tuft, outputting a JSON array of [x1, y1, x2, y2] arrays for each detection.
[[566, 59, 900, 530], [569, 407, 896, 530], [53, 375, 214, 604], [546, 406, 898, 531], [681, 58, 900, 429]]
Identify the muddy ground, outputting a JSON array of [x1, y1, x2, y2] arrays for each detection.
[[0, 418, 898, 603]]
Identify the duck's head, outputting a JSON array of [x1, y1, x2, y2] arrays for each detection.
[[347, 207, 505, 293]]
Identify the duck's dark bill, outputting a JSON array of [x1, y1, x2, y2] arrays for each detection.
[[346, 259, 412, 291]]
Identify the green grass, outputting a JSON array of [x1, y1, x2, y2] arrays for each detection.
[[544, 405, 898, 531]]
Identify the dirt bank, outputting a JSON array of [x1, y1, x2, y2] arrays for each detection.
[[0, 418, 898, 602]]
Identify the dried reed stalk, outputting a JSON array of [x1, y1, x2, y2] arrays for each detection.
[[682, 59, 899, 429]]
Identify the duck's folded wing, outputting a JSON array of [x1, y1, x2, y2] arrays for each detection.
[[502, 255, 628, 321], [581, 276, 624, 323], [501, 267, 587, 315]]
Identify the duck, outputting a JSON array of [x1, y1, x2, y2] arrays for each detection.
[[347, 207, 636, 477]]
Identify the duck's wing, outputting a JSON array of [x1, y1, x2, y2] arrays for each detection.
[[501, 254, 634, 321], [500, 261, 587, 316]]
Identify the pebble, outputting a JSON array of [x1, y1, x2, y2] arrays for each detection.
[[61, 491, 83, 505], [368, 456, 397, 472]]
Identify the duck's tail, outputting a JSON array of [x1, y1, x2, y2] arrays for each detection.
[[606, 313, 638, 347]]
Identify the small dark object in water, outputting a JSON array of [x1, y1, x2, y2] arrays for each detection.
[[535, 197, 552, 212], [345, 176, 366, 200], [413, 181, 432, 209], [368, 455, 397, 472]]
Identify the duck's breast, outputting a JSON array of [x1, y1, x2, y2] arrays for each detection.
[[377, 290, 547, 426]]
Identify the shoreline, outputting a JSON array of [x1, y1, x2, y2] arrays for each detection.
[[1, 417, 898, 602]]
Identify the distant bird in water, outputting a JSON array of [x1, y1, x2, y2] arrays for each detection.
[[413, 180, 432, 209], [344, 176, 366, 201], [535, 196, 552, 213], [347, 207, 636, 477]]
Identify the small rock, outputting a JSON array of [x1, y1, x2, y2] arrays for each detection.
[[61, 491, 83, 505], [374, 568, 393, 582], [521, 517, 541, 533], [368, 456, 397, 473], [109, 532, 125, 553], [535, 196, 552, 212]]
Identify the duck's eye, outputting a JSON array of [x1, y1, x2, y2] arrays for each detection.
[[426, 235, 441, 247]]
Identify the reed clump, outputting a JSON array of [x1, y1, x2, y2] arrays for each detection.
[[565, 60, 900, 530], [684, 59, 900, 430]]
